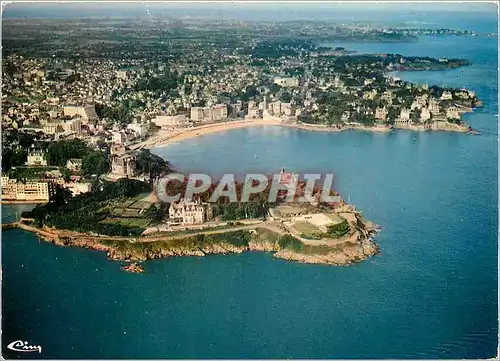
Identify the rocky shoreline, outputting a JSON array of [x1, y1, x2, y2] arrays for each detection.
[[121, 263, 145, 273], [4, 213, 380, 269], [275, 238, 379, 265]]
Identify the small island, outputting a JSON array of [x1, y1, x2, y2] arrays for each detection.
[[121, 263, 145, 273]]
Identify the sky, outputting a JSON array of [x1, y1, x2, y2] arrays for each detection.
[[2, 1, 497, 20]]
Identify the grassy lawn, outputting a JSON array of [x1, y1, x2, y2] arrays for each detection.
[[291, 221, 322, 238], [110, 208, 141, 217], [327, 213, 344, 224], [272, 205, 306, 217], [326, 219, 350, 238], [122, 208, 142, 217], [134, 192, 152, 201], [254, 227, 281, 243], [98, 195, 155, 219], [101, 217, 151, 228], [144, 223, 247, 238], [121, 199, 137, 208], [128, 200, 151, 210]]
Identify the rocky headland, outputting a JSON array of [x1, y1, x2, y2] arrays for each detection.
[[3, 211, 380, 270]]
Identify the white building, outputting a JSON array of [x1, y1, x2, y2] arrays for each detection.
[[333, 76, 344, 88], [110, 144, 126, 156], [381, 91, 394, 104], [26, 150, 47, 167], [362, 90, 377, 100], [440, 91, 453, 100], [116, 70, 129, 80], [415, 94, 428, 107], [63, 182, 92, 196], [63, 117, 82, 135], [399, 108, 411, 121], [111, 154, 136, 178], [63, 104, 98, 122], [420, 108, 431, 122], [446, 106, 460, 119], [42, 122, 59, 135], [410, 100, 422, 110], [168, 198, 211, 225], [274, 77, 299, 87], [190, 104, 228, 122], [66, 159, 82, 172], [152, 115, 188, 128], [247, 108, 261, 119], [112, 131, 127, 144], [375, 107, 388, 121], [127, 121, 149, 138], [269, 102, 282, 116], [428, 99, 441, 115], [48, 110, 59, 118], [281, 103, 295, 116], [1, 176, 53, 201]]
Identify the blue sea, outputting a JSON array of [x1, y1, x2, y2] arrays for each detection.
[[2, 10, 498, 359]]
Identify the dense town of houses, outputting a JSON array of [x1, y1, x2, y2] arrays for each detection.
[[1, 40, 478, 203], [2, 50, 477, 138]]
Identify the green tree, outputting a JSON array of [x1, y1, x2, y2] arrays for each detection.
[[46, 139, 88, 167], [245, 85, 259, 98], [135, 150, 173, 183], [46, 185, 73, 213], [61, 167, 71, 182], [2, 148, 27, 172], [326, 219, 350, 238], [82, 151, 110, 176], [280, 91, 292, 103]]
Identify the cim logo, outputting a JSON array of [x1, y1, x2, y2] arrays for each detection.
[[7, 340, 42, 353]]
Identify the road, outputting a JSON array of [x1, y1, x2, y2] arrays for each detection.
[[4, 220, 285, 244]]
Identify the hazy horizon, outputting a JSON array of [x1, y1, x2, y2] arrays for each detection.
[[3, 1, 497, 21]]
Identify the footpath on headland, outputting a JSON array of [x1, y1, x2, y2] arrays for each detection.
[[3, 219, 355, 246], [2, 211, 380, 267], [2, 219, 283, 243]]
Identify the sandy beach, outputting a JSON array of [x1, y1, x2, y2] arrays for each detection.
[[131, 118, 393, 150], [166, 118, 285, 143], [130, 118, 283, 149]]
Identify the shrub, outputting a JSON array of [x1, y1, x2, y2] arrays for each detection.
[[326, 219, 350, 238], [277, 235, 304, 252]]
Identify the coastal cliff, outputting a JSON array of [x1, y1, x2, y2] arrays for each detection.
[[275, 238, 379, 265], [3, 212, 380, 268]]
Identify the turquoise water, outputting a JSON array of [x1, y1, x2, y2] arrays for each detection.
[[2, 18, 498, 360]]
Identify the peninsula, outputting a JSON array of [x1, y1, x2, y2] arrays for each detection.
[[3, 174, 380, 270]]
